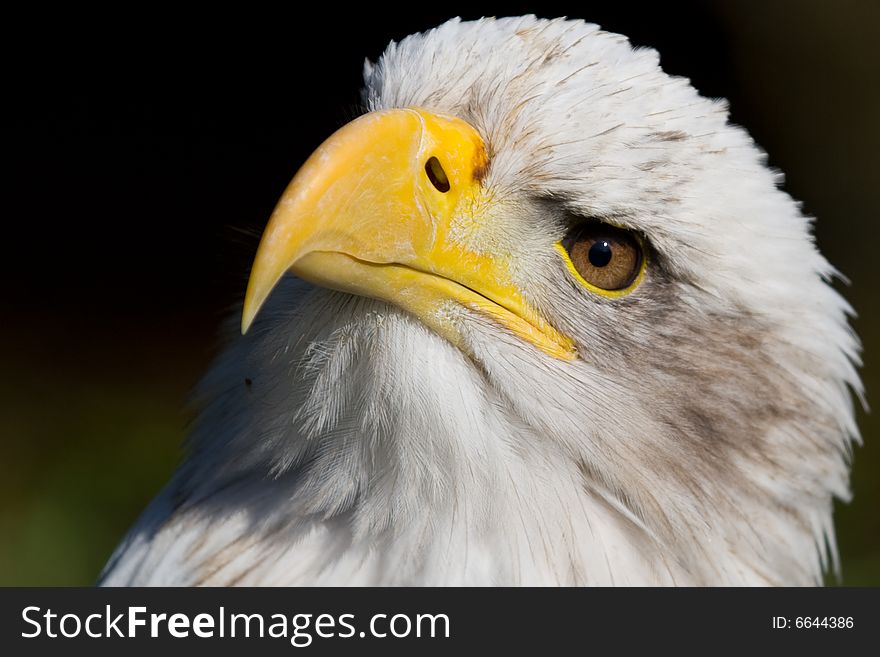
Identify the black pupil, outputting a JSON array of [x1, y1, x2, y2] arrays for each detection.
[[588, 240, 613, 267]]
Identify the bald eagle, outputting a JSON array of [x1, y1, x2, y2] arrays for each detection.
[[100, 16, 862, 586]]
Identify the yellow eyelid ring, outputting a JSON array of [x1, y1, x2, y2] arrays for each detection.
[[553, 238, 648, 298]]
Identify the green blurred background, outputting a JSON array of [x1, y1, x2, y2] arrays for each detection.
[[2, 1, 878, 585]]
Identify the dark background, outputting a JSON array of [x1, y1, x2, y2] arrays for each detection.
[[3, 1, 878, 584]]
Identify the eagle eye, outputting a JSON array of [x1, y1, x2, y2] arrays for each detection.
[[425, 156, 450, 192], [559, 223, 645, 295]]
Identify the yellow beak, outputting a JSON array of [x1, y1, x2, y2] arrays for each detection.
[[241, 108, 576, 360]]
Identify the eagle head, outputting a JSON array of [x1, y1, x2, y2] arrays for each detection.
[[102, 16, 862, 586]]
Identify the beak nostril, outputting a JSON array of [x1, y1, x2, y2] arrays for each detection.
[[425, 156, 451, 192]]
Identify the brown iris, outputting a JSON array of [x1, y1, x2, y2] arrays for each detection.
[[562, 223, 643, 291]]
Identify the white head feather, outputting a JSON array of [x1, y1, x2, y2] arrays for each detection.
[[101, 16, 861, 586]]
